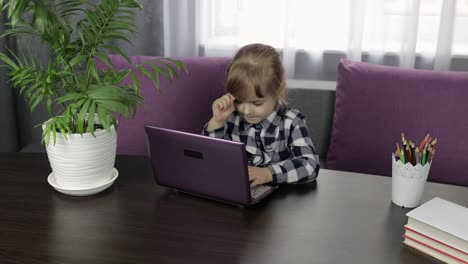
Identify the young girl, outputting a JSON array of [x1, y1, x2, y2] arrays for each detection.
[[202, 43, 320, 187]]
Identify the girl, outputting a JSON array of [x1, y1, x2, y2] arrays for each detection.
[[203, 43, 320, 187]]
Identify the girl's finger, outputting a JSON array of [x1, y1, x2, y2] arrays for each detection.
[[224, 99, 232, 109], [250, 179, 258, 187], [227, 93, 236, 101], [216, 101, 224, 110], [222, 100, 227, 110], [221, 97, 228, 106]]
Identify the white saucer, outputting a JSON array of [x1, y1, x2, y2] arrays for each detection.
[[47, 168, 119, 196]]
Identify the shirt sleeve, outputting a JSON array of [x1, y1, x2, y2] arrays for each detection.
[[267, 117, 320, 184], [201, 122, 226, 138], [202, 112, 238, 139]]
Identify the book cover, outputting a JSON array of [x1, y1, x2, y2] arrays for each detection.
[[404, 236, 468, 264], [404, 227, 468, 262], [406, 197, 468, 252]]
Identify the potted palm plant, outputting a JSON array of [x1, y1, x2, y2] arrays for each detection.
[[0, 0, 187, 196]]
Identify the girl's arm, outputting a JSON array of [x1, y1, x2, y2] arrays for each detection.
[[202, 93, 236, 138], [267, 117, 320, 184]]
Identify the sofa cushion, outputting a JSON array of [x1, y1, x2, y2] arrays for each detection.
[[96, 55, 231, 156], [326, 60, 468, 186]]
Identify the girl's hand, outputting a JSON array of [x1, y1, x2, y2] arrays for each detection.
[[207, 93, 236, 130], [248, 166, 273, 187], [212, 93, 236, 122]]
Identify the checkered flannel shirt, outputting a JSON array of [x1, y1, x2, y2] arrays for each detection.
[[202, 104, 320, 184]]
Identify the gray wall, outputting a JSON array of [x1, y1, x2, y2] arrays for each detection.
[[287, 88, 335, 160], [0, 37, 18, 151]]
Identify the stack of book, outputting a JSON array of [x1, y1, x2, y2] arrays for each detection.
[[403, 197, 468, 264]]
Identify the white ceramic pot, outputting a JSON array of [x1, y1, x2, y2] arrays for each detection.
[[44, 125, 117, 191]]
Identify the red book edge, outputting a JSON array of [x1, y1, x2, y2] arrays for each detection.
[[404, 226, 468, 255], [403, 235, 468, 264]]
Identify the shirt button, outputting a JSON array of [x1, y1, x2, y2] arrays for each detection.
[[255, 136, 260, 140]]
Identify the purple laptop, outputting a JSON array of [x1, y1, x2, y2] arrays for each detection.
[[144, 125, 276, 206]]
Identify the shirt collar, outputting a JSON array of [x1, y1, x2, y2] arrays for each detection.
[[260, 103, 285, 134], [239, 103, 286, 134]]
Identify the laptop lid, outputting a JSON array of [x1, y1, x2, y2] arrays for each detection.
[[144, 125, 253, 206]]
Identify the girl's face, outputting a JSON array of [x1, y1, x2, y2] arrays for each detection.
[[234, 88, 277, 124]]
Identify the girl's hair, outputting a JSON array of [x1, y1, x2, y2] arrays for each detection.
[[226, 43, 287, 105]]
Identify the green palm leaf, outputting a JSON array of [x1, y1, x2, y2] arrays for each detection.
[[0, 0, 188, 144]]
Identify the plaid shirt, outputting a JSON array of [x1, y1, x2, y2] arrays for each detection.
[[202, 104, 320, 184]]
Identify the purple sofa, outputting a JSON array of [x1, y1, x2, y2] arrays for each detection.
[[327, 60, 468, 186], [96, 55, 231, 156], [95, 55, 468, 187]]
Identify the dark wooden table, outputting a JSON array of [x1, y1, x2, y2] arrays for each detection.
[[1, 152, 467, 264]]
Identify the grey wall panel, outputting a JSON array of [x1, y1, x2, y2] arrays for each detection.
[[287, 88, 336, 159]]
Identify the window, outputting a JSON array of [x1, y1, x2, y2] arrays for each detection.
[[199, 0, 468, 56]]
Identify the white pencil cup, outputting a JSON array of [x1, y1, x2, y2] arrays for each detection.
[[391, 153, 432, 208]]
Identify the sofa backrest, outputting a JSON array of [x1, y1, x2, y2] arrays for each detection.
[[96, 55, 231, 156], [326, 60, 468, 186]]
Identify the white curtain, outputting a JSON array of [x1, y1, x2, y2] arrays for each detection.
[[164, 0, 468, 81], [163, 0, 198, 57]]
